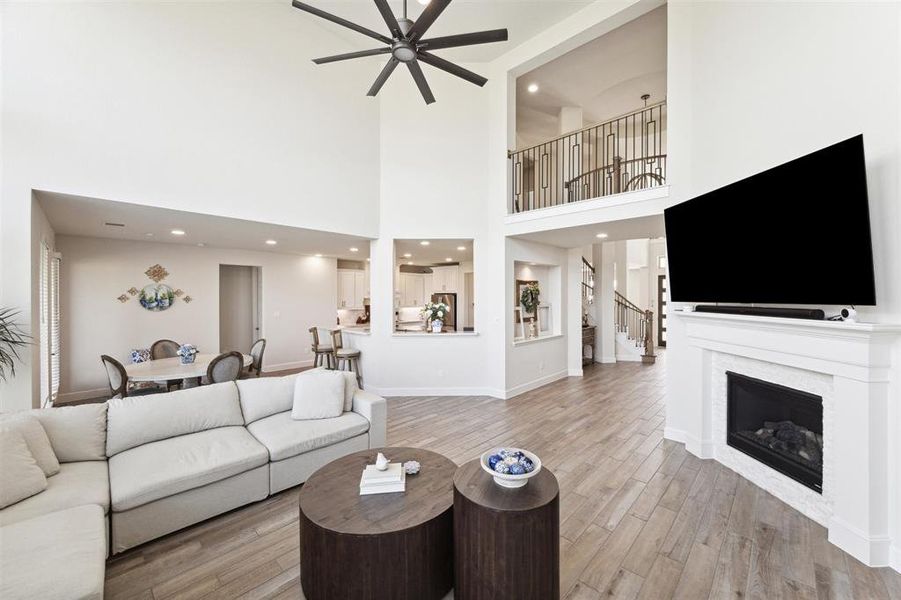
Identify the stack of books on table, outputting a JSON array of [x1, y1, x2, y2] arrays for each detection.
[[359, 463, 406, 495]]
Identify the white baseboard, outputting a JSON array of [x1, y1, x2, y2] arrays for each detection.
[[262, 359, 313, 373], [828, 516, 892, 568], [568, 367, 583, 377], [597, 356, 617, 364], [56, 387, 108, 403], [615, 353, 642, 363], [367, 386, 505, 399], [504, 369, 569, 399], [663, 426, 686, 443], [891, 544, 901, 574]]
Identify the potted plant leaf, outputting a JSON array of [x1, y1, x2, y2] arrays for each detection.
[[0, 308, 30, 381]]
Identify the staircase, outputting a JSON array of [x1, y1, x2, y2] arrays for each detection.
[[614, 291, 656, 363]]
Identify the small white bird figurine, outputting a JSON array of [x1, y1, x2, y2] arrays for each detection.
[[375, 452, 389, 471]]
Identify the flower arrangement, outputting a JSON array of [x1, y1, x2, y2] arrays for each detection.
[[177, 344, 198, 364], [422, 301, 450, 333], [130, 348, 151, 364]]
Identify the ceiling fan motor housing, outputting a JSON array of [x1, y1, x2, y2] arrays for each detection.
[[392, 41, 417, 63]]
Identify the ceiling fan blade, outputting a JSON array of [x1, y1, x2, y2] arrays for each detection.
[[292, 1, 393, 45], [406, 0, 451, 41], [407, 60, 435, 105], [313, 47, 391, 65], [373, 0, 401, 39], [367, 57, 399, 97], [417, 51, 487, 87], [417, 29, 508, 51]]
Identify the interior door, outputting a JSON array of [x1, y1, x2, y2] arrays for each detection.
[[220, 265, 256, 353], [657, 274, 667, 347]]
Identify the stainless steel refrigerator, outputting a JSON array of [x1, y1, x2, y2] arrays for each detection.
[[431, 293, 457, 332]]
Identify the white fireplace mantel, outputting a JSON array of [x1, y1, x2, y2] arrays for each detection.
[[665, 309, 901, 571]]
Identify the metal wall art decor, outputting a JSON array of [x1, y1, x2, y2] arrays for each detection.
[[116, 264, 192, 311]]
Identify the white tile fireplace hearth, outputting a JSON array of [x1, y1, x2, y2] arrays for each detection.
[[665, 310, 901, 572]]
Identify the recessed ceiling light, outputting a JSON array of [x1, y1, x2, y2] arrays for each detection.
[[445, 258, 452, 262], [529, 262, 537, 266], [171, 229, 185, 236], [527, 83, 539, 93], [403, 253, 412, 258], [407, 261, 414, 265], [418, 0, 430, 4], [265, 240, 277, 245], [457, 246, 466, 251], [315, 253, 323, 257], [366, 258, 371, 262], [595, 233, 608, 239], [349, 247, 359, 252], [144, 232, 154, 237], [196, 243, 206, 247], [420, 240, 430, 246]]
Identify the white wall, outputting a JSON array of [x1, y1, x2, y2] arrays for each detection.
[[349, 63, 506, 398], [55, 235, 336, 400], [1, 1, 381, 407], [664, 1, 901, 569], [506, 238, 572, 396]]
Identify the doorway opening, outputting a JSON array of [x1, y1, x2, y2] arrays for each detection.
[[219, 265, 262, 354]]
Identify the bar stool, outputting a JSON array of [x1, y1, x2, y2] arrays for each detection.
[[309, 327, 334, 369], [330, 329, 362, 388]]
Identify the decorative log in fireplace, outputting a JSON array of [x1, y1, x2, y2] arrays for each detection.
[[726, 371, 823, 493]]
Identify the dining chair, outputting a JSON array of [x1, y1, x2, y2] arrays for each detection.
[[150, 339, 182, 390], [206, 351, 244, 384], [329, 329, 362, 388], [150, 339, 180, 359], [309, 327, 334, 369], [100, 355, 167, 400], [246, 338, 266, 377]]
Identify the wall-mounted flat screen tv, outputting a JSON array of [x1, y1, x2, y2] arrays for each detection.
[[664, 135, 876, 305]]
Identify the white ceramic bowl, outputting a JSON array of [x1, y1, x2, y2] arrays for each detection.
[[480, 448, 542, 488]]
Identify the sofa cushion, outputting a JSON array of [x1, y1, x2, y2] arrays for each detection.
[[0, 414, 60, 476], [30, 403, 108, 462], [106, 382, 244, 457], [109, 426, 268, 511], [292, 369, 345, 420], [0, 430, 47, 509], [0, 461, 110, 527], [0, 505, 106, 600], [237, 373, 298, 424], [237, 369, 359, 424], [247, 410, 370, 462]]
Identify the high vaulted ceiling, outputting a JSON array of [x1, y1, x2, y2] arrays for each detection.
[[312, 1, 593, 63], [515, 5, 666, 148]]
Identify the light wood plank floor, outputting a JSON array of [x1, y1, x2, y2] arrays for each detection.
[[104, 355, 901, 599]]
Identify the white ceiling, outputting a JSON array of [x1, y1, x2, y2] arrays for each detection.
[[36, 191, 372, 260], [395, 238, 473, 265], [515, 5, 666, 148], [511, 214, 665, 248], [311, 1, 592, 63]]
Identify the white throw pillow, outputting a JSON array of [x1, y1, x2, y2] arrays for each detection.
[[291, 369, 346, 420], [0, 414, 60, 477], [0, 429, 48, 509]]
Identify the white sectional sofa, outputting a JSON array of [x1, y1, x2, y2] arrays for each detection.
[[0, 370, 386, 599]]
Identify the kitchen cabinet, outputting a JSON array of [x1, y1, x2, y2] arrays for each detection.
[[399, 273, 426, 307], [431, 266, 459, 293], [337, 269, 367, 309]]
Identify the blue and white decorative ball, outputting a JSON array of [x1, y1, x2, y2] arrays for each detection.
[[486, 449, 536, 475]]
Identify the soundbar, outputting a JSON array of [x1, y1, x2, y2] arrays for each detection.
[[693, 305, 826, 320]]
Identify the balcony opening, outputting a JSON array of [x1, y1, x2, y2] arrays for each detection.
[[511, 5, 667, 214]]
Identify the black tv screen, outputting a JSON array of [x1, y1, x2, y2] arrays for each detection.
[[664, 135, 876, 305]]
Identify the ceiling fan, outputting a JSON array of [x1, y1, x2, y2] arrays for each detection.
[[291, 0, 508, 104]]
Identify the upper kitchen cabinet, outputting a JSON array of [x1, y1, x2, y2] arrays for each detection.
[[337, 268, 367, 309], [431, 265, 459, 293]]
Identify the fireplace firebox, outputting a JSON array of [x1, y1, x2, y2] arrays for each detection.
[[726, 371, 823, 493]]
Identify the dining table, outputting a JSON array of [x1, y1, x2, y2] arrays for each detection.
[[125, 353, 252, 387]]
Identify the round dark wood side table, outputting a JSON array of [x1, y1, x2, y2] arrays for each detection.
[[453, 459, 560, 600], [299, 447, 456, 600]]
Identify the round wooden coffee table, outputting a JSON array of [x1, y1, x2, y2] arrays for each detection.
[[299, 447, 456, 600], [453, 459, 560, 599]]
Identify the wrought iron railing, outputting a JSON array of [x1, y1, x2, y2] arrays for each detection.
[[614, 291, 655, 359], [509, 100, 666, 213]]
